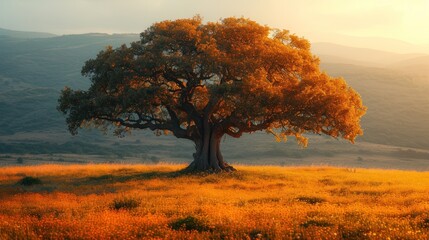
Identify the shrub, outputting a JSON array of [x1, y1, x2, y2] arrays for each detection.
[[111, 196, 140, 210], [16, 157, 24, 164], [169, 216, 210, 232], [18, 176, 42, 186]]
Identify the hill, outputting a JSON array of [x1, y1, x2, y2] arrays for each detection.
[[0, 28, 57, 39], [1, 164, 429, 239], [312, 42, 427, 67], [311, 34, 429, 54], [0, 32, 139, 135], [319, 63, 429, 150], [388, 55, 429, 77], [0, 29, 428, 168]]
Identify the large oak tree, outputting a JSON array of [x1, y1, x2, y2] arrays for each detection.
[[58, 17, 366, 172]]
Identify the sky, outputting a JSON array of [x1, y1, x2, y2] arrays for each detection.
[[1, 0, 429, 48]]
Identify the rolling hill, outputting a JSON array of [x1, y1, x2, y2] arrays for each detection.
[[0, 28, 428, 168], [312, 42, 427, 67], [319, 63, 429, 149], [0, 28, 57, 39], [0, 32, 139, 134]]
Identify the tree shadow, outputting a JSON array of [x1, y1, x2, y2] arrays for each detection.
[[5, 168, 245, 196], [74, 169, 189, 187]]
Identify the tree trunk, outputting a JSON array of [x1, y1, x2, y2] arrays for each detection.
[[186, 125, 236, 172]]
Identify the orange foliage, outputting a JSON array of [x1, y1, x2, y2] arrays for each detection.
[[59, 16, 366, 146]]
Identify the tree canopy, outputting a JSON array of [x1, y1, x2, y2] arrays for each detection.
[[58, 17, 366, 172]]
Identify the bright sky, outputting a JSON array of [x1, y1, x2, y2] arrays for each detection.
[[1, 0, 429, 46]]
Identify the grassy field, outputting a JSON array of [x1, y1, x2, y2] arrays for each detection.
[[1, 164, 429, 239]]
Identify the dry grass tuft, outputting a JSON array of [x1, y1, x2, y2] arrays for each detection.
[[18, 176, 42, 186], [111, 196, 141, 210], [295, 196, 326, 205], [169, 216, 210, 232]]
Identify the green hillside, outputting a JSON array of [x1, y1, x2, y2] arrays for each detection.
[[0, 33, 139, 134]]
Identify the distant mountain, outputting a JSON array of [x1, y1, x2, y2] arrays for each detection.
[[312, 42, 427, 67], [310, 33, 429, 54], [0, 28, 57, 39], [388, 55, 429, 77]]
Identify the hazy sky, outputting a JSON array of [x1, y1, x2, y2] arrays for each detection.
[[1, 0, 429, 45]]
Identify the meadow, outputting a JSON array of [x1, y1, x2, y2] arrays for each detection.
[[1, 164, 429, 239]]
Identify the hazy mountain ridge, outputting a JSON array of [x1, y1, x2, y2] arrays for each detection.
[[311, 33, 429, 54], [312, 42, 429, 150], [0, 28, 57, 39], [312, 42, 429, 67], [388, 55, 429, 77], [0, 29, 428, 167]]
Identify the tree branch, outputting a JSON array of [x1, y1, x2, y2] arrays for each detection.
[[98, 114, 192, 140]]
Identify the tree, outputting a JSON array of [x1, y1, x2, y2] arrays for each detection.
[[58, 17, 366, 172]]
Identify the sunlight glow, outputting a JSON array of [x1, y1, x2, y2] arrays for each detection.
[[1, 0, 429, 45]]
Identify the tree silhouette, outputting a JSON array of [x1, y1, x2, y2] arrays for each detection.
[[58, 17, 366, 172]]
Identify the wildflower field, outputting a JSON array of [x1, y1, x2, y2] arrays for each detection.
[[1, 163, 429, 239]]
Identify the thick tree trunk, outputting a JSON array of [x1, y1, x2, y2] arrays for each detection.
[[186, 125, 236, 173]]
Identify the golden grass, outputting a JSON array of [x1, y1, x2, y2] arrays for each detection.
[[1, 163, 429, 239]]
